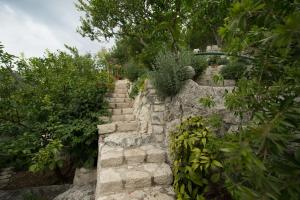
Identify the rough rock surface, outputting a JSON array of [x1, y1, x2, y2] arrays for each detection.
[[53, 184, 95, 200], [73, 168, 96, 186], [0, 184, 71, 200]]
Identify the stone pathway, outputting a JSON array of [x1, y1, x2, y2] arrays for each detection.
[[96, 80, 174, 200]]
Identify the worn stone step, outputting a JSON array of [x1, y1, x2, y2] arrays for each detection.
[[114, 89, 128, 94], [108, 108, 134, 115], [111, 114, 135, 122], [115, 84, 129, 90], [116, 121, 138, 132], [108, 98, 132, 103], [103, 131, 151, 148], [97, 186, 175, 200], [109, 102, 133, 109], [98, 121, 138, 135], [98, 123, 117, 135], [108, 93, 128, 98], [100, 145, 166, 168], [98, 163, 173, 195]]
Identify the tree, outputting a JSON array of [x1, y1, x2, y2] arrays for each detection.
[[0, 44, 114, 178], [217, 0, 300, 199], [76, 0, 232, 67]]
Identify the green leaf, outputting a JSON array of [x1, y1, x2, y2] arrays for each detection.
[[212, 160, 223, 168], [210, 173, 220, 183]]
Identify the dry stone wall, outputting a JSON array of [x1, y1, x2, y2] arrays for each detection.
[[132, 77, 240, 151]]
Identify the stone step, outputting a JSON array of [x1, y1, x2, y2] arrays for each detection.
[[108, 108, 134, 115], [115, 84, 129, 90], [114, 89, 128, 94], [100, 145, 166, 168], [111, 114, 135, 122], [103, 131, 151, 148], [108, 98, 132, 103], [116, 121, 138, 132], [98, 163, 173, 195], [109, 102, 133, 109], [97, 186, 175, 200], [98, 121, 138, 135], [108, 93, 128, 98]]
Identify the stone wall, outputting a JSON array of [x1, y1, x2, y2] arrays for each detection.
[[133, 79, 166, 146], [132, 77, 240, 150]]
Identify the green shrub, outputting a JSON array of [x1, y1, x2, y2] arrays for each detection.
[[129, 74, 148, 99], [124, 60, 147, 82], [0, 46, 114, 171], [149, 50, 193, 98], [220, 59, 248, 80], [170, 116, 224, 200], [191, 55, 208, 78]]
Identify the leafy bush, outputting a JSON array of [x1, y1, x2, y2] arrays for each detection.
[[0, 46, 114, 172], [220, 59, 248, 80], [129, 74, 148, 99], [191, 55, 208, 78], [149, 50, 193, 98], [170, 117, 225, 200], [124, 60, 147, 82]]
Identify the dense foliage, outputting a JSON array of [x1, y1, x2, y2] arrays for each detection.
[[218, 0, 300, 199], [169, 0, 300, 199], [220, 58, 248, 80], [128, 74, 148, 99], [149, 50, 196, 98], [170, 117, 226, 200], [0, 45, 114, 174], [76, 0, 232, 68]]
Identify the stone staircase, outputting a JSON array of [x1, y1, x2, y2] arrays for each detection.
[[96, 80, 175, 200]]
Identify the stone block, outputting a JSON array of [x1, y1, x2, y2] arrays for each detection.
[[143, 163, 158, 174], [155, 134, 164, 143], [112, 114, 135, 122], [153, 164, 173, 185], [124, 148, 146, 164], [152, 125, 164, 135], [99, 168, 123, 193], [111, 115, 124, 122], [101, 146, 124, 167], [125, 170, 151, 189], [147, 148, 166, 163], [98, 123, 116, 135], [151, 112, 164, 125], [112, 108, 122, 115], [153, 105, 165, 112], [111, 93, 127, 98], [122, 108, 133, 114], [109, 98, 125, 103], [104, 132, 142, 147], [117, 122, 138, 132], [108, 102, 116, 108], [114, 89, 127, 94], [115, 102, 132, 108]]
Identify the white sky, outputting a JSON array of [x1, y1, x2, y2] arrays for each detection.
[[0, 0, 114, 57]]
